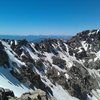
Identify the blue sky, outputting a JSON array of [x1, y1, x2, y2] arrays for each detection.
[[0, 0, 100, 35]]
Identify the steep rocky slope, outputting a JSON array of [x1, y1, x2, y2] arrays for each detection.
[[0, 29, 100, 100]]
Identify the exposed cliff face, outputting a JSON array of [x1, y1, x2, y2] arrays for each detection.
[[0, 29, 100, 100]]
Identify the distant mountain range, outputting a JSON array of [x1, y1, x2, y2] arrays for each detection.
[[0, 35, 71, 42]]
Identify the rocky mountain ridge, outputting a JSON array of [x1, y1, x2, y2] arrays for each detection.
[[0, 29, 100, 100]]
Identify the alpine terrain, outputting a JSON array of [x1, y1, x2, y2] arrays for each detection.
[[0, 29, 100, 100]]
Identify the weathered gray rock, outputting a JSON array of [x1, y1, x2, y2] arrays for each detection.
[[19, 89, 46, 100], [0, 87, 15, 100], [0, 88, 49, 100]]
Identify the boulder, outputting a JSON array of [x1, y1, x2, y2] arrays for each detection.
[[20, 89, 46, 100], [0, 87, 15, 100]]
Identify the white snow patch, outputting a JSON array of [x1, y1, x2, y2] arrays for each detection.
[[65, 73, 69, 79], [97, 30, 100, 33], [51, 85, 79, 100], [58, 51, 73, 68], [87, 94, 99, 100], [88, 32, 95, 35], [96, 51, 100, 59], [15, 40, 17, 45], [6, 49, 25, 67], [88, 59, 93, 63], [94, 57, 98, 62], [58, 72, 60, 76], [44, 52, 54, 63], [0, 67, 32, 97], [30, 43, 39, 53], [21, 46, 39, 60], [91, 90, 100, 100], [77, 47, 83, 53], [42, 77, 78, 100], [81, 41, 88, 51], [52, 64, 66, 72]]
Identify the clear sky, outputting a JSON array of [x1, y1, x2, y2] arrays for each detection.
[[0, 0, 100, 35]]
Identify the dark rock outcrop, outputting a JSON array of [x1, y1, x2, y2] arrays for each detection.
[[0, 88, 15, 100]]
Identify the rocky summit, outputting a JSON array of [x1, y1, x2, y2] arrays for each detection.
[[0, 29, 100, 100]]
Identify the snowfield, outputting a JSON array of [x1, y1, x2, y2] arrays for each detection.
[[0, 67, 32, 97]]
